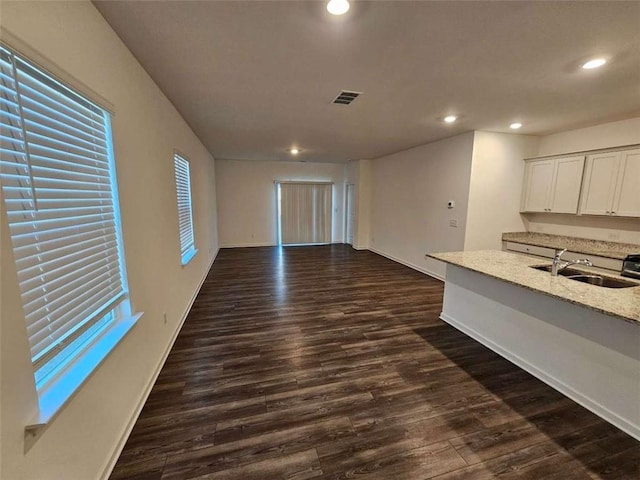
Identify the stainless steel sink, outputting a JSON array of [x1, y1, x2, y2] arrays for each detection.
[[564, 275, 638, 288], [531, 265, 639, 289]]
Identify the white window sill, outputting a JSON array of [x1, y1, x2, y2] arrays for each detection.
[[25, 313, 142, 440]]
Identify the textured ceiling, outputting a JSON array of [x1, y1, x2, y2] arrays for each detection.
[[94, 1, 640, 163]]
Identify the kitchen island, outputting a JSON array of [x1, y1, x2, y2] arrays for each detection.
[[427, 250, 640, 440]]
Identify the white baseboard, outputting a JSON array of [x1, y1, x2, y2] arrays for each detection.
[[440, 311, 640, 441], [99, 248, 219, 480], [220, 242, 276, 248], [368, 247, 444, 281], [221, 242, 345, 249]]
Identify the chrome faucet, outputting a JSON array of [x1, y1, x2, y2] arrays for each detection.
[[551, 248, 593, 276]]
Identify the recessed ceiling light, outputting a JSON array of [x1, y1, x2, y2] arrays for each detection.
[[582, 58, 607, 70], [327, 0, 350, 15], [510, 122, 523, 130], [289, 148, 300, 155], [443, 115, 458, 124]]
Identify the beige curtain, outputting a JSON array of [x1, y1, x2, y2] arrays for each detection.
[[279, 182, 332, 245]]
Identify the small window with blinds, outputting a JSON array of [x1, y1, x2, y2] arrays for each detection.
[[174, 153, 196, 265], [0, 45, 131, 393]]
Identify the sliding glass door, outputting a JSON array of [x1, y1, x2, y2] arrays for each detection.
[[277, 182, 332, 245]]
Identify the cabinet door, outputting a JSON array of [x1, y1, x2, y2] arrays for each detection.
[[611, 149, 640, 217], [548, 156, 585, 213], [579, 152, 620, 215], [521, 159, 554, 212]]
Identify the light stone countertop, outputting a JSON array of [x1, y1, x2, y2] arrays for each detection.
[[428, 250, 640, 325], [502, 232, 639, 260]]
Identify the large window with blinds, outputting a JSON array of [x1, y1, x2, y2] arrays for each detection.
[[174, 152, 196, 265], [0, 45, 131, 394]]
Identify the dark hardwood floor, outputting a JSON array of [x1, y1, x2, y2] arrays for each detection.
[[110, 245, 639, 480]]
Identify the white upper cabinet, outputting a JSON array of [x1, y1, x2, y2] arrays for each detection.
[[521, 159, 554, 212], [549, 156, 586, 213], [580, 148, 640, 217], [521, 156, 585, 213], [580, 152, 620, 215], [612, 149, 640, 217]]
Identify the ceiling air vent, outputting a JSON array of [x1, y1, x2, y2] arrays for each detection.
[[332, 90, 362, 105]]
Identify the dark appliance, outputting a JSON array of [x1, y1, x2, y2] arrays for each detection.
[[621, 254, 640, 280]]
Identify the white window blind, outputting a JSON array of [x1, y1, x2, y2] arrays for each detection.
[[174, 153, 196, 264], [278, 182, 332, 245], [0, 45, 127, 385]]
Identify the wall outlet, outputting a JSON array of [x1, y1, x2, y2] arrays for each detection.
[[449, 219, 458, 227]]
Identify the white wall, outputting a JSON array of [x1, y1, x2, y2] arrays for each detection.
[[537, 117, 640, 156], [523, 213, 640, 245], [345, 161, 359, 246], [526, 117, 640, 244], [367, 119, 639, 274], [370, 132, 475, 279], [356, 160, 372, 250], [216, 159, 346, 247], [344, 159, 372, 250], [1, 3, 218, 480], [464, 132, 540, 251]]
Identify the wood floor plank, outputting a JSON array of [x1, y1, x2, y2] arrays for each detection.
[[449, 419, 550, 465], [585, 445, 640, 479], [468, 387, 574, 428], [110, 455, 166, 480], [109, 245, 639, 480], [187, 448, 322, 480], [214, 391, 375, 444], [430, 441, 591, 480], [318, 440, 467, 479], [162, 417, 354, 480]]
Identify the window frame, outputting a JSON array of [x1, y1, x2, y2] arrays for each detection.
[[173, 151, 197, 265], [0, 42, 141, 432]]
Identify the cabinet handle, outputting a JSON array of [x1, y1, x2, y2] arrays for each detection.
[[611, 211, 616, 215], [606, 211, 611, 214]]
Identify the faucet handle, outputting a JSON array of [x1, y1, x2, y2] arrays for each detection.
[[554, 248, 567, 260]]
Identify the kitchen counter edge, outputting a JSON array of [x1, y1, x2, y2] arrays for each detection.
[[428, 250, 640, 325]]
